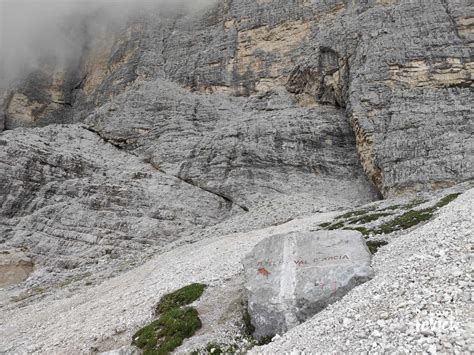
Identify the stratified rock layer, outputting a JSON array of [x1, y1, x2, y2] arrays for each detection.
[[2, 0, 472, 194], [0, 125, 235, 275], [243, 230, 373, 337], [0, 0, 472, 285]]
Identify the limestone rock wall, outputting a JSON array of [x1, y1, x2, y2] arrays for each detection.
[[3, 0, 472, 196], [0, 0, 472, 285], [0, 125, 234, 277]]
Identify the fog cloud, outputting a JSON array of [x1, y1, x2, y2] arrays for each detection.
[[0, 0, 217, 89]]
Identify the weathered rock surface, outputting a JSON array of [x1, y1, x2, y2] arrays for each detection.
[[3, 0, 472, 197], [0, 0, 472, 320], [255, 189, 474, 354], [0, 188, 470, 353], [0, 124, 237, 284], [243, 230, 373, 337], [0, 250, 34, 287], [0, 0, 472, 353]]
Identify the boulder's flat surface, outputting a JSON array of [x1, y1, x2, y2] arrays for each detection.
[[243, 230, 373, 337]]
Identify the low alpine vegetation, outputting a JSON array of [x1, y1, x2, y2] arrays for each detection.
[[372, 193, 461, 235], [132, 283, 207, 355], [366, 240, 388, 254], [319, 193, 462, 236], [156, 283, 206, 314], [133, 307, 202, 355]]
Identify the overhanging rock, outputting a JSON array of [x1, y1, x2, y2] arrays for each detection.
[[243, 230, 373, 338]]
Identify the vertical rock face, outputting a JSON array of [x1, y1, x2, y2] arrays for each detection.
[[3, 0, 472, 195], [0, 0, 472, 285], [0, 125, 235, 274], [242, 230, 373, 337]]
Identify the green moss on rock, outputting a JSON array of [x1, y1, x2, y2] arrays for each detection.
[[326, 221, 345, 230], [373, 209, 434, 234], [372, 194, 460, 235], [321, 193, 462, 236], [132, 283, 207, 355]]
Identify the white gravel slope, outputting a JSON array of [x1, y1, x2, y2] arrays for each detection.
[[254, 189, 474, 354], [0, 189, 471, 354], [0, 209, 339, 354]]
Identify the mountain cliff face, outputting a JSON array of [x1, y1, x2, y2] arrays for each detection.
[[0, 0, 472, 288]]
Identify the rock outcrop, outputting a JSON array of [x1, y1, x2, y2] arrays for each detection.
[[0, 250, 34, 287], [0, 124, 239, 278], [2, 0, 472, 193], [243, 230, 373, 337], [0, 0, 472, 290]]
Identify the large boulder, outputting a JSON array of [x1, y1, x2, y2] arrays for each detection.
[[243, 230, 373, 338]]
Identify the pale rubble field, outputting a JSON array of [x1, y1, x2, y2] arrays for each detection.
[[256, 189, 473, 354], [0, 187, 472, 354], [0, 204, 341, 353]]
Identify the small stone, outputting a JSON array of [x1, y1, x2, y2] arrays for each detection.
[[372, 330, 382, 338], [343, 318, 353, 327]]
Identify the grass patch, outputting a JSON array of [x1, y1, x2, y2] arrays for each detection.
[[329, 193, 462, 236], [403, 198, 427, 210], [133, 283, 207, 355], [156, 283, 206, 314], [373, 209, 434, 235], [242, 302, 255, 336], [326, 221, 345, 230], [335, 209, 369, 220], [377, 204, 402, 212], [372, 194, 460, 235], [132, 307, 202, 355], [322, 212, 391, 231], [347, 212, 392, 225], [433, 193, 461, 209], [366, 241, 388, 254], [343, 227, 371, 236], [377, 199, 426, 212]]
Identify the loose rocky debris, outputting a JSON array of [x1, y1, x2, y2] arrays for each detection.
[[255, 189, 473, 354], [0, 188, 471, 354]]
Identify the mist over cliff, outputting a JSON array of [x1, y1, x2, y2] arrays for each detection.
[[0, 0, 216, 89]]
